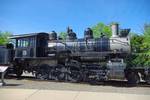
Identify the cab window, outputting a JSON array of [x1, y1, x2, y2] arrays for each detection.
[[17, 37, 35, 48]]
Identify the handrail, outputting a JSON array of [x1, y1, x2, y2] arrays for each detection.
[[110, 38, 129, 46]]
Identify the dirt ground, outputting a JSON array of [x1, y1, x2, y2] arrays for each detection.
[[1, 74, 150, 95]]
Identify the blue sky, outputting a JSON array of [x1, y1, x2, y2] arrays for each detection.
[[0, 0, 150, 37]]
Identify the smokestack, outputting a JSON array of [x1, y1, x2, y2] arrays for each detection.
[[111, 23, 119, 37]]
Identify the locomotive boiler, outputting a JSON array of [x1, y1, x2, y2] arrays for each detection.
[[47, 24, 130, 62]]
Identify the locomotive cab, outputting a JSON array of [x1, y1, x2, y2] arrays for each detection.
[[10, 33, 49, 58]]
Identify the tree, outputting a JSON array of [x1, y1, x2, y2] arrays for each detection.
[[140, 24, 150, 66], [0, 31, 12, 45], [128, 34, 144, 67], [143, 24, 150, 53], [91, 22, 112, 38], [59, 32, 67, 40], [128, 23, 150, 67], [130, 34, 144, 53]]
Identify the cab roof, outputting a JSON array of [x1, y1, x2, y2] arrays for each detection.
[[9, 32, 49, 39]]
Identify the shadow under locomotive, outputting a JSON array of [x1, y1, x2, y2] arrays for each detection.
[[5, 74, 150, 88]]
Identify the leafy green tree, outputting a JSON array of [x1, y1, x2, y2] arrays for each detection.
[[142, 24, 150, 53], [91, 22, 112, 38], [130, 34, 144, 53], [128, 34, 144, 67], [0, 31, 12, 45], [128, 24, 150, 67], [59, 32, 67, 40], [140, 24, 150, 66]]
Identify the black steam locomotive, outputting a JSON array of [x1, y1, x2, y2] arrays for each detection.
[[0, 24, 150, 84]]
